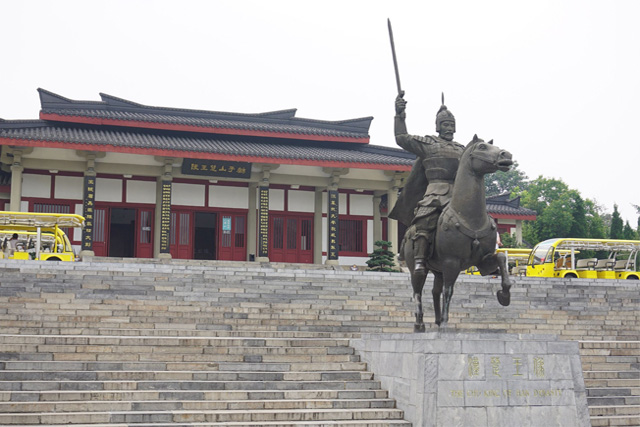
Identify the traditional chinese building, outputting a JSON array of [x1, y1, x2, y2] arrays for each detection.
[[486, 193, 537, 244], [0, 89, 535, 265], [0, 89, 415, 265]]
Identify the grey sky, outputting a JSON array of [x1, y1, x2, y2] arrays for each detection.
[[2, 0, 638, 224]]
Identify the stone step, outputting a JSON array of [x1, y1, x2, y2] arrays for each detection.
[[590, 414, 640, 427], [589, 405, 640, 417], [0, 389, 390, 403], [1, 357, 366, 372], [584, 371, 640, 380], [0, 348, 359, 363], [0, 408, 406, 424], [0, 334, 353, 348], [585, 378, 640, 388], [0, 420, 412, 427], [587, 387, 640, 398], [0, 379, 383, 392], [0, 397, 398, 413], [0, 361, 220, 371], [0, 322, 411, 335], [588, 396, 640, 407], [0, 327, 359, 338], [0, 370, 373, 382]]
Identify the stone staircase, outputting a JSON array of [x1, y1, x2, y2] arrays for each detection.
[[0, 258, 638, 426], [0, 260, 413, 426], [581, 341, 640, 427]]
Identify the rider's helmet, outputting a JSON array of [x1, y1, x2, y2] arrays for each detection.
[[435, 93, 455, 132]]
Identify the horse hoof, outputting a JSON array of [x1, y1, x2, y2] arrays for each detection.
[[414, 323, 426, 333], [497, 290, 511, 306]]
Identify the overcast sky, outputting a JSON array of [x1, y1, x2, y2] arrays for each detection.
[[2, 0, 639, 224]]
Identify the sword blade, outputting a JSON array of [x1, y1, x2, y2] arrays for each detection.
[[387, 18, 403, 95]]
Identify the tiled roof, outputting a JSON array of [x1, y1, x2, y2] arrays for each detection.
[[38, 89, 372, 141], [486, 194, 537, 218], [0, 121, 414, 169]]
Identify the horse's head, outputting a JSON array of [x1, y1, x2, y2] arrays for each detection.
[[463, 134, 513, 175]]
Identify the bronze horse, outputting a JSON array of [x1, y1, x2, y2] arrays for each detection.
[[402, 135, 514, 330]]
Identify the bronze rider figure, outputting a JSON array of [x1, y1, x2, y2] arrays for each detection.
[[390, 92, 465, 275]]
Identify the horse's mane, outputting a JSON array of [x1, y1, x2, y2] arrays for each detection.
[[464, 135, 485, 150], [461, 135, 485, 161]]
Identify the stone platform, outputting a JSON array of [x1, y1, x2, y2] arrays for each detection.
[[352, 331, 591, 427]]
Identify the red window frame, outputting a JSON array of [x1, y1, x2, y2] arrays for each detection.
[[338, 216, 368, 257]]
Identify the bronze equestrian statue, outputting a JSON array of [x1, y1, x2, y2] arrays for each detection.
[[390, 93, 514, 330]]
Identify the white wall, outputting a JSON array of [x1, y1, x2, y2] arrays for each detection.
[[54, 176, 83, 200], [350, 194, 373, 216], [172, 183, 205, 207], [95, 178, 122, 202], [269, 188, 285, 211], [288, 190, 314, 213], [210, 185, 248, 209], [126, 180, 156, 204], [22, 174, 51, 198]]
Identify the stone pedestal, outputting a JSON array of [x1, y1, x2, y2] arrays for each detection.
[[351, 332, 590, 427]]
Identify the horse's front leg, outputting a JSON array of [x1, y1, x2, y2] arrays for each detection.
[[495, 252, 512, 306], [440, 262, 460, 326], [432, 272, 443, 326]]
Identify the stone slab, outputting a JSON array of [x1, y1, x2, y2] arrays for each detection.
[[351, 331, 590, 427]]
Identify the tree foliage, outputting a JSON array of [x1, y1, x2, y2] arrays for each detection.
[[609, 205, 624, 239], [499, 232, 527, 249], [366, 240, 400, 272], [519, 177, 608, 245], [584, 199, 607, 239], [623, 221, 638, 240], [484, 161, 529, 197]]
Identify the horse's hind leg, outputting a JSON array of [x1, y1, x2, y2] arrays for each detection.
[[432, 272, 443, 326], [412, 270, 428, 332], [440, 262, 461, 326]]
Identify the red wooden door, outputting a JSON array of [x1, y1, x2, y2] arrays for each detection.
[[218, 213, 246, 261], [270, 214, 313, 263], [136, 208, 154, 258], [170, 211, 192, 259], [92, 207, 109, 256]]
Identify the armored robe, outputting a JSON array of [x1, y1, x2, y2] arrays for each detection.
[[389, 134, 465, 229]]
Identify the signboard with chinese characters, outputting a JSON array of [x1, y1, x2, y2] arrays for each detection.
[[327, 190, 339, 260], [159, 180, 172, 254], [258, 186, 269, 258], [81, 175, 96, 251], [182, 159, 251, 179]]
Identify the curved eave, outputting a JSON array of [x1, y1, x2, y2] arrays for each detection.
[[0, 137, 411, 172], [39, 113, 370, 144], [490, 213, 537, 221]]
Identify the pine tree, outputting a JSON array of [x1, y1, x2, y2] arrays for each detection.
[[623, 221, 638, 240], [610, 204, 624, 239], [366, 240, 399, 272]]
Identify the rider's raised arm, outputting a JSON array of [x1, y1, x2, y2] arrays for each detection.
[[394, 91, 408, 140], [395, 93, 433, 155], [394, 93, 411, 150]]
